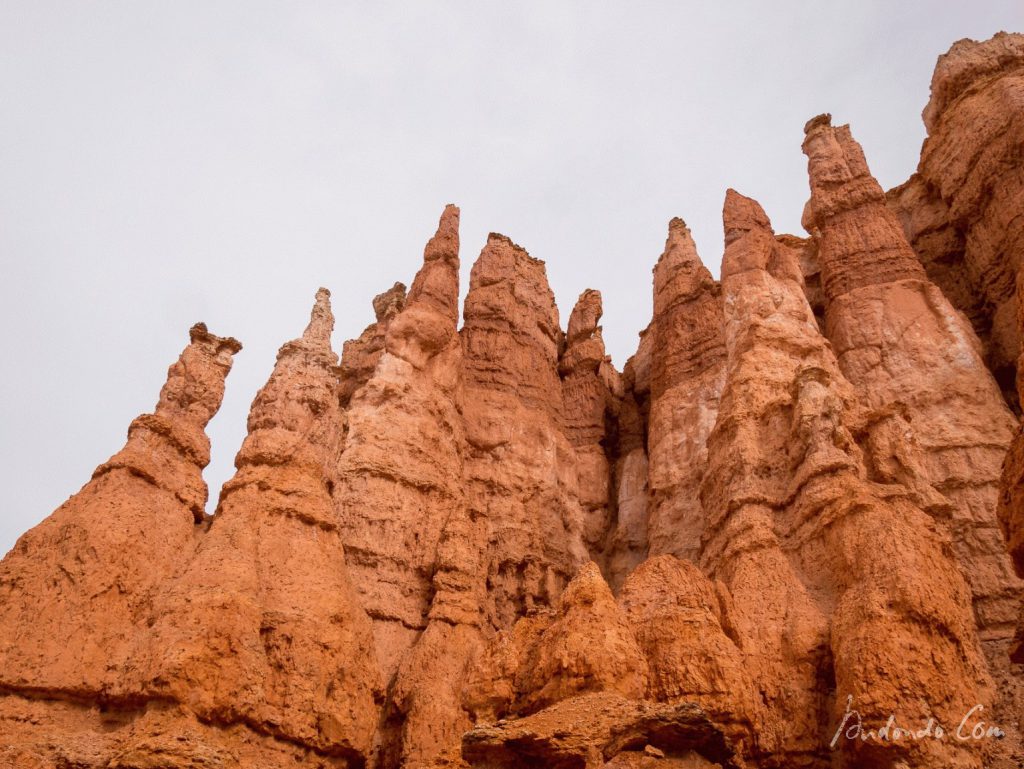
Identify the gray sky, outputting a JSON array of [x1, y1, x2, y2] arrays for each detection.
[[2, 2, 1021, 556]]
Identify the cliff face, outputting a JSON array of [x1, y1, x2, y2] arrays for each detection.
[[2, 32, 1024, 769], [883, 30, 1024, 669], [888, 32, 1024, 409]]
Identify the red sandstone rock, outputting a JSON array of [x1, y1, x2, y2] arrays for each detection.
[[459, 232, 589, 630], [462, 693, 738, 769], [338, 281, 406, 406], [618, 555, 757, 759], [560, 290, 624, 561], [712, 189, 991, 768], [908, 34, 1024, 664], [606, 333, 654, 591], [335, 206, 467, 680], [126, 289, 382, 763], [462, 562, 740, 768], [646, 218, 725, 564], [888, 33, 1024, 409], [334, 206, 475, 768], [803, 115, 1022, 652], [1001, 268, 1024, 660], [0, 323, 242, 765], [464, 562, 647, 719]]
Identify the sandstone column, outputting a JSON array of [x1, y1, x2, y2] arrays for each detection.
[[124, 290, 382, 765], [0, 323, 239, 694], [802, 115, 1022, 654], [719, 189, 991, 768], [646, 219, 726, 563], [334, 206, 468, 681], [459, 232, 589, 629], [559, 289, 624, 566]]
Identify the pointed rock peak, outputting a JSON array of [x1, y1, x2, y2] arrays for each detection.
[[801, 119, 881, 227], [653, 216, 715, 307], [372, 282, 406, 321], [301, 287, 335, 347], [423, 203, 460, 264], [721, 191, 797, 282], [470, 232, 552, 298], [662, 216, 698, 260], [723, 189, 771, 235], [406, 204, 462, 326], [96, 322, 241, 517], [559, 561, 615, 609], [803, 112, 832, 135], [801, 118, 924, 296], [235, 288, 346, 483], [157, 323, 241, 426], [567, 289, 603, 344]]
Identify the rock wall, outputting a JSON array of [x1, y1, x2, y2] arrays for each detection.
[[2, 31, 1024, 769], [888, 32, 1024, 409]]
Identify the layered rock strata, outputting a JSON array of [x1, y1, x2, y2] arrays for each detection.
[[707, 189, 990, 768], [334, 206, 467, 680], [888, 32, 1024, 408], [803, 114, 1022, 649], [0, 323, 240, 693], [459, 232, 589, 631], [645, 219, 726, 564], [560, 289, 624, 563], [123, 290, 383, 763]]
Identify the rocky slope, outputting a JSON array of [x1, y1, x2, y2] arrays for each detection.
[[2, 32, 1023, 769]]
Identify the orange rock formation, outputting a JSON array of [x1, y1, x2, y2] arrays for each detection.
[[2, 32, 1023, 769]]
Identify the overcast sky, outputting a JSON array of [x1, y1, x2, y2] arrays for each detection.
[[1, 2, 1021, 555]]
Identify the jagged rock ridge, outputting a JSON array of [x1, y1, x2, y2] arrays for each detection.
[[2, 31, 1023, 769]]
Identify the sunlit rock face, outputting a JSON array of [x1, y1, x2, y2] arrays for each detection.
[[2, 32, 1024, 769]]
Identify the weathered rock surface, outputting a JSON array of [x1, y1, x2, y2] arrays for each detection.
[[124, 289, 382, 763], [0, 323, 245, 766], [646, 219, 725, 564], [888, 32, 1024, 408], [998, 269, 1024, 666], [334, 206, 467, 682], [459, 232, 589, 630], [877, 25, 1024, 694], [0, 323, 239, 689], [560, 290, 624, 563], [804, 114, 1022, 647], [804, 112, 1024, 765], [712, 189, 990, 768], [618, 556, 757, 760], [911, 34, 1024, 665], [3, 31, 1024, 769], [462, 693, 738, 769], [463, 562, 647, 721], [338, 281, 407, 406], [461, 562, 741, 768]]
